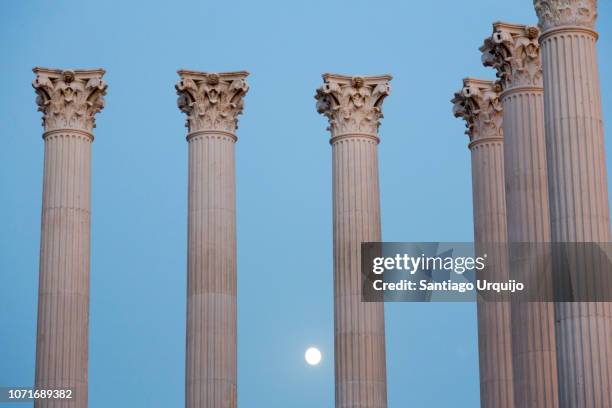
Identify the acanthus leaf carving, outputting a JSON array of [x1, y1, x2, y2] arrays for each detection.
[[33, 68, 107, 133], [315, 74, 391, 137], [176, 71, 249, 134], [480, 23, 543, 90], [452, 79, 503, 144], [534, 0, 597, 32]]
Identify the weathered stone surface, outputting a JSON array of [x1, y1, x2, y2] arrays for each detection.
[[452, 78, 502, 147], [534, 0, 597, 32], [316, 74, 391, 138], [33, 67, 106, 133], [480, 23, 542, 90], [176, 70, 248, 134]]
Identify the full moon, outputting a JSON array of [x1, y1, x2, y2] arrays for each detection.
[[304, 347, 322, 366]]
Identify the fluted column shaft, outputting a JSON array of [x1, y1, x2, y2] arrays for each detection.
[[186, 130, 237, 408], [36, 132, 91, 408], [481, 23, 559, 407], [534, 1, 612, 406], [176, 70, 249, 408], [32, 67, 107, 408], [469, 138, 507, 245], [452, 79, 515, 408], [332, 136, 387, 407], [501, 88, 549, 243], [470, 118, 515, 408], [316, 74, 390, 408], [503, 89, 559, 408]]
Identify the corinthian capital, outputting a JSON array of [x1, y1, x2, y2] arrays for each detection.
[[176, 70, 249, 134], [480, 22, 542, 90], [451, 79, 503, 145], [534, 0, 597, 32], [33, 67, 107, 133], [315, 73, 391, 138]]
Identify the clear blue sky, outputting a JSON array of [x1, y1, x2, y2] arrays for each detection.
[[1, 1, 610, 407]]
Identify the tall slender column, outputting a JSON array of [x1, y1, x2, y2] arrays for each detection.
[[32, 67, 107, 408], [316, 74, 390, 408], [452, 79, 515, 408], [534, 2, 612, 407], [481, 23, 559, 407], [176, 70, 248, 408]]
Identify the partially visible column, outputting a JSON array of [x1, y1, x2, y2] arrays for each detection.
[[32, 67, 107, 408], [452, 78, 514, 408], [176, 71, 249, 408], [316, 74, 390, 408], [481, 23, 559, 408], [534, 1, 612, 407]]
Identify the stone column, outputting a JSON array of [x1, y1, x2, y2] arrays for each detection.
[[452, 78, 515, 408], [176, 70, 249, 408], [534, 2, 612, 407], [316, 74, 390, 408], [32, 67, 107, 408], [481, 23, 559, 407]]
